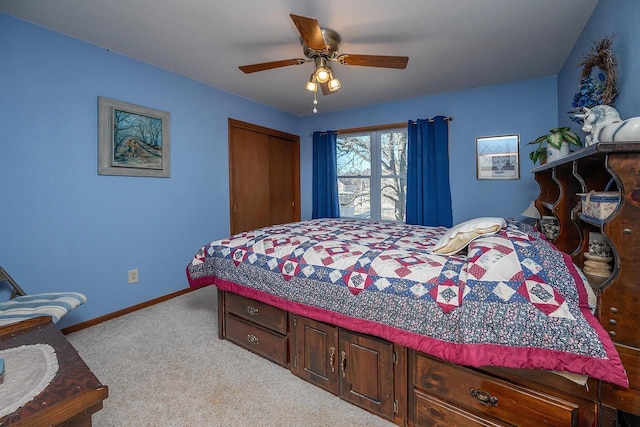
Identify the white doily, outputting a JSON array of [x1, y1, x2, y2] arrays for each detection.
[[0, 344, 58, 418]]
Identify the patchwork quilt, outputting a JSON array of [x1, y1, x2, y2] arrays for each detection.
[[186, 218, 628, 387]]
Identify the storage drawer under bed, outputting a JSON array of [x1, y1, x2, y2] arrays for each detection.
[[225, 292, 287, 334], [224, 313, 288, 367], [414, 389, 506, 427], [413, 352, 578, 426]]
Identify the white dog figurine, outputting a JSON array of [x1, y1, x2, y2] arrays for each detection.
[[575, 105, 640, 145]]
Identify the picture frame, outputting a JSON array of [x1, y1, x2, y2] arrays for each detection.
[[476, 134, 520, 180], [98, 97, 170, 177]]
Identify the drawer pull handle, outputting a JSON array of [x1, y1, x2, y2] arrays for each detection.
[[329, 347, 336, 372], [247, 334, 259, 345], [470, 388, 498, 407], [246, 305, 259, 316], [340, 350, 347, 378]]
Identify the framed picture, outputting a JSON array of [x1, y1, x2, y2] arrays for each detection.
[[476, 134, 520, 180], [98, 97, 170, 177]]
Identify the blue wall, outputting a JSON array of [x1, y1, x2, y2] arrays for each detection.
[[0, 13, 298, 327], [558, 0, 640, 129], [5, 0, 636, 328], [299, 78, 557, 223]]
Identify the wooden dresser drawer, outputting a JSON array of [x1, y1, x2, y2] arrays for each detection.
[[414, 390, 506, 427], [225, 292, 287, 334], [413, 352, 578, 426], [601, 344, 640, 416], [225, 313, 288, 367]]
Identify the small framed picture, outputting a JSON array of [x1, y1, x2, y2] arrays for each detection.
[[476, 134, 520, 180], [98, 97, 170, 177]]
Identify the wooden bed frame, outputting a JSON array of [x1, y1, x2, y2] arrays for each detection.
[[218, 288, 614, 426], [214, 143, 640, 426]]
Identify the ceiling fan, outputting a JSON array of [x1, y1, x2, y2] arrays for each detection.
[[239, 14, 409, 112]]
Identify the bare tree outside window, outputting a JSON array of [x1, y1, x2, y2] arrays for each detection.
[[337, 135, 371, 218], [381, 131, 408, 221]]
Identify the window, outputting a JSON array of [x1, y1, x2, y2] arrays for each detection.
[[337, 127, 408, 221]]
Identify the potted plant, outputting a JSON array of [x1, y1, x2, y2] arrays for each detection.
[[528, 127, 581, 165], [528, 144, 547, 165]]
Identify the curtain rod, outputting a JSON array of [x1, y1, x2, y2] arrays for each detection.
[[409, 116, 453, 124], [313, 116, 453, 136]]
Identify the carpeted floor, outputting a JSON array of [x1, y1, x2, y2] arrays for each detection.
[[67, 285, 395, 426]]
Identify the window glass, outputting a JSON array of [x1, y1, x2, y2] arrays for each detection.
[[338, 177, 370, 219], [337, 135, 371, 176], [337, 128, 407, 221]]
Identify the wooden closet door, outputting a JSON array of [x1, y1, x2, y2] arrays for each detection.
[[229, 126, 271, 234], [229, 119, 300, 235], [269, 135, 297, 227]]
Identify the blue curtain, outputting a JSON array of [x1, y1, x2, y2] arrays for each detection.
[[405, 116, 453, 227], [312, 130, 340, 219]]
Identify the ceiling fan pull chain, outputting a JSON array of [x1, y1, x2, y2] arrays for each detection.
[[312, 90, 318, 114]]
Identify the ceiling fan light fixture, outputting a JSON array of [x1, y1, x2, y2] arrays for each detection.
[[328, 76, 341, 92], [305, 74, 318, 92], [315, 66, 331, 83]]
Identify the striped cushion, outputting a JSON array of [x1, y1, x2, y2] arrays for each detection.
[[0, 292, 87, 327]]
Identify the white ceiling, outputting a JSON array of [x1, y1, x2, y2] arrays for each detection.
[[1, 0, 598, 117]]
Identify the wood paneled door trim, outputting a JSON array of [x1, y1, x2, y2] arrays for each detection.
[[229, 118, 300, 141]]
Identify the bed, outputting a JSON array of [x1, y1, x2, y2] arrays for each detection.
[[187, 217, 631, 424], [186, 217, 627, 389]]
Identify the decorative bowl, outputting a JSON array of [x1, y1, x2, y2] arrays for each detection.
[[584, 252, 613, 263]]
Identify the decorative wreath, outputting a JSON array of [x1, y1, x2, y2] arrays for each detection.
[[574, 34, 618, 108]]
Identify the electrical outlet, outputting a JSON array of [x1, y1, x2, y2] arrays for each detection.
[[128, 269, 139, 284]]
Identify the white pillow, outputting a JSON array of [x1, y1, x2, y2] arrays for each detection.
[[432, 217, 506, 255]]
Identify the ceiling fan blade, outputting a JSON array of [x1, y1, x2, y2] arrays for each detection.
[[338, 54, 409, 69], [239, 58, 306, 74], [290, 14, 326, 51]]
